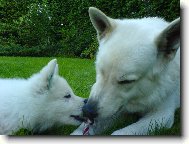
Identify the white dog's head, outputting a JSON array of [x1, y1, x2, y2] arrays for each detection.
[[30, 59, 86, 129], [82, 7, 180, 124]]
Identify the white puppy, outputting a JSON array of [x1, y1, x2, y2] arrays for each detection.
[[0, 59, 85, 135], [72, 7, 180, 135]]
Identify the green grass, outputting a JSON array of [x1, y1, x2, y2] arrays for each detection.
[[0, 56, 181, 136]]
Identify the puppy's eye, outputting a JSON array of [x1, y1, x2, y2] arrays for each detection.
[[118, 80, 136, 84], [64, 94, 71, 98]]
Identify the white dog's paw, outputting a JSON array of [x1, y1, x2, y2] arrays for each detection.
[[111, 127, 136, 135], [111, 129, 128, 135], [111, 124, 148, 135], [111, 130, 122, 135]]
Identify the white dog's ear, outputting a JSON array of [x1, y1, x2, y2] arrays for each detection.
[[89, 7, 115, 40], [40, 59, 57, 89], [155, 18, 180, 61]]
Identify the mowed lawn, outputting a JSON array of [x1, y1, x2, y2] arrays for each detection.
[[0, 56, 181, 136]]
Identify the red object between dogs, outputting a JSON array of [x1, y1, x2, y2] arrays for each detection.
[[83, 119, 92, 135], [83, 124, 90, 135]]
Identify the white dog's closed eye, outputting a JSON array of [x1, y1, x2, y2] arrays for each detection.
[[117, 79, 136, 84], [118, 74, 138, 84]]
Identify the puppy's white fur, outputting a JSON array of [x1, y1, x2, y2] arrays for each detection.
[[0, 59, 84, 135]]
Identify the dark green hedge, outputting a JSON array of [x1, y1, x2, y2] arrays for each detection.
[[0, 43, 63, 57], [0, 0, 180, 58]]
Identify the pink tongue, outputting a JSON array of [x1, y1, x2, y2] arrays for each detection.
[[83, 119, 92, 135], [83, 125, 90, 135]]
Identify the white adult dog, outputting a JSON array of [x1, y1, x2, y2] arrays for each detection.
[[0, 59, 85, 135], [72, 7, 180, 135]]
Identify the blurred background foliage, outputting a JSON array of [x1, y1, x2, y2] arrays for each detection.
[[0, 0, 180, 58]]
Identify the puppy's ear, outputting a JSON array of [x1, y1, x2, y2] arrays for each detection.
[[54, 64, 59, 75], [40, 59, 57, 89], [89, 7, 115, 40], [155, 18, 180, 61]]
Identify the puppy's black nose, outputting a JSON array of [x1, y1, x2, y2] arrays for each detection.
[[84, 99, 88, 104], [82, 104, 98, 120]]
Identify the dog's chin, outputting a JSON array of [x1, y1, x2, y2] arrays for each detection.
[[92, 108, 124, 131]]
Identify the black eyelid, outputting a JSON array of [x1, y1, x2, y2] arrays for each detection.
[[64, 94, 71, 98], [118, 80, 136, 84]]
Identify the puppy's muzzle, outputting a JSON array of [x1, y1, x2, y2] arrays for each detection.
[[84, 98, 88, 104]]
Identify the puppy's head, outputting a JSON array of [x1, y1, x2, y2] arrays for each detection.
[[30, 59, 85, 126], [83, 7, 180, 122]]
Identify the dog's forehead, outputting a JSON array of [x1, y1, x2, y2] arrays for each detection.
[[96, 18, 169, 76], [98, 37, 156, 66], [96, 19, 166, 75], [96, 45, 155, 77]]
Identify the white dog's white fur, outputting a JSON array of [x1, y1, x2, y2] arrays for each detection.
[[0, 59, 84, 135], [72, 7, 180, 135]]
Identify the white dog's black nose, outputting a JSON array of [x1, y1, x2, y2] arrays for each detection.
[[82, 103, 98, 121]]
